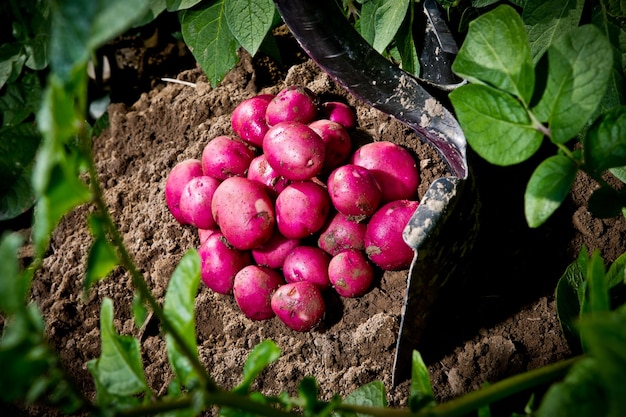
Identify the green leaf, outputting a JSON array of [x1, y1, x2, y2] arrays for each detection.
[[0, 233, 26, 314], [0, 123, 41, 196], [89, 0, 152, 51], [164, 249, 202, 388], [555, 253, 586, 351], [0, 72, 43, 127], [522, 0, 585, 63], [606, 250, 626, 288], [0, 163, 37, 221], [582, 250, 610, 316], [584, 106, 626, 172], [180, 0, 240, 87], [610, 165, 626, 183], [235, 340, 281, 394], [358, 0, 379, 46], [394, 3, 419, 77], [409, 350, 436, 412], [532, 25, 613, 144], [132, 291, 150, 329], [342, 380, 387, 414], [372, 0, 410, 53], [225, 0, 275, 57], [84, 214, 119, 292], [452, 5, 535, 104], [578, 307, 626, 414], [536, 357, 608, 417], [0, 43, 26, 89], [166, 0, 203, 11], [89, 298, 149, 397], [524, 154, 578, 227], [449, 83, 544, 166]]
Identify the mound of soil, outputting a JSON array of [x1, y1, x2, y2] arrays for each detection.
[[8, 31, 626, 416]]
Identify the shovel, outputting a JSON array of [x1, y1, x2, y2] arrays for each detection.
[[273, 0, 480, 386]]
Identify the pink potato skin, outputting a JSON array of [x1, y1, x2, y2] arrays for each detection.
[[350, 141, 420, 202], [265, 85, 318, 126], [201, 135, 255, 180], [247, 154, 290, 198], [211, 177, 276, 250], [275, 181, 331, 239], [198, 227, 217, 245], [165, 159, 203, 224], [365, 200, 419, 271], [317, 212, 367, 256], [233, 265, 285, 321], [178, 175, 221, 229], [320, 101, 356, 130], [263, 121, 326, 181], [271, 281, 325, 332], [282, 246, 331, 290], [328, 249, 374, 298], [327, 164, 382, 217], [308, 119, 352, 174], [251, 230, 301, 269], [199, 232, 251, 295], [231, 94, 274, 148]]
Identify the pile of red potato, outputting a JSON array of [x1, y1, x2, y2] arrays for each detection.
[[165, 85, 420, 331]]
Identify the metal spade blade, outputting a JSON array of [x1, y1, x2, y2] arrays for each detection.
[[273, 0, 480, 386]]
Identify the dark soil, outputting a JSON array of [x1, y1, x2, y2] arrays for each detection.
[[7, 25, 626, 417]]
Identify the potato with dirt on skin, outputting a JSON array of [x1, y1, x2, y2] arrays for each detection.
[[233, 265, 285, 321], [211, 176, 275, 250], [165, 158, 203, 225], [271, 281, 326, 332]]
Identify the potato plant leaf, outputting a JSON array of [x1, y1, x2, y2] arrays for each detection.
[[610, 166, 626, 183], [536, 357, 608, 417], [88, 298, 149, 397], [163, 249, 202, 388], [341, 380, 387, 415], [582, 250, 610, 316], [234, 340, 281, 394], [180, 0, 239, 87], [452, 5, 535, 104], [409, 350, 435, 412], [372, 0, 410, 53], [522, 0, 585, 63], [394, 3, 419, 77], [584, 106, 626, 172], [555, 253, 586, 351], [166, 0, 202, 11], [532, 25, 613, 144], [577, 307, 626, 414], [449, 83, 544, 166], [0, 233, 25, 315], [0, 163, 37, 221], [225, 0, 275, 57], [85, 213, 119, 292], [0, 44, 26, 89], [606, 250, 626, 289], [524, 154, 578, 227]]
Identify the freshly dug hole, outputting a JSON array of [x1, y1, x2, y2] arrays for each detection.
[[35, 54, 450, 409]]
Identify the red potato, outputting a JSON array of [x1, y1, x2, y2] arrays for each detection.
[[265, 85, 318, 126], [198, 227, 217, 245], [198, 232, 251, 295], [351, 141, 420, 202], [365, 200, 419, 271], [211, 177, 276, 250], [165, 159, 203, 224], [320, 101, 356, 130], [231, 94, 274, 148], [317, 212, 367, 256], [201, 135, 255, 180], [178, 175, 221, 229], [328, 249, 374, 298], [308, 119, 352, 173], [327, 164, 382, 218], [282, 246, 331, 290], [275, 181, 331, 239], [263, 121, 326, 181], [247, 154, 290, 198], [251, 230, 301, 269], [233, 265, 285, 321], [271, 281, 325, 332]]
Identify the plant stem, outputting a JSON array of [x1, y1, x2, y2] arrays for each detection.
[[81, 128, 217, 392], [335, 356, 582, 417]]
